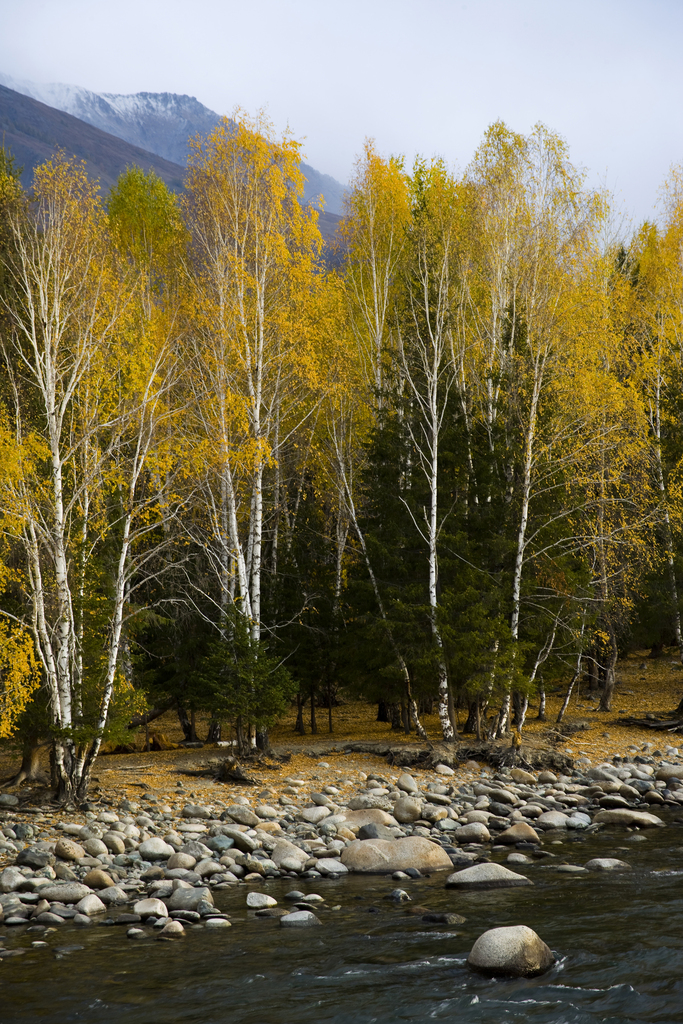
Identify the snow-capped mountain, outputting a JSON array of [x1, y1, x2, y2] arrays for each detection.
[[0, 73, 346, 214]]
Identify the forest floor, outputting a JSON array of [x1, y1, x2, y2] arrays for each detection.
[[1, 648, 682, 804]]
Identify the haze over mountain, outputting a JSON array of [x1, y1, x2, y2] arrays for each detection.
[[0, 73, 347, 216]]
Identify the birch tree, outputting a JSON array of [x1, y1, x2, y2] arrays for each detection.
[[0, 156, 180, 800]]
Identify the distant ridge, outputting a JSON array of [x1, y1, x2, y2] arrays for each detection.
[[0, 73, 347, 216], [0, 84, 185, 192]]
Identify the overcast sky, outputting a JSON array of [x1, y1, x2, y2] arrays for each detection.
[[2, 0, 682, 225]]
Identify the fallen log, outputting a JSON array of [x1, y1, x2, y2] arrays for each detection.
[[616, 715, 683, 732]]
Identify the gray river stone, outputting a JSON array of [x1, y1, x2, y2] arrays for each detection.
[[584, 858, 632, 871], [181, 804, 213, 819], [38, 883, 92, 904], [397, 773, 419, 794], [133, 897, 168, 918], [280, 910, 322, 928], [224, 805, 260, 827], [270, 839, 309, 870], [98, 886, 129, 905], [74, 894, 106, 916], [535, 811, 570, 829], [446, 863, 533, 890], [454, 822, 491, 843], [138, 838, 176, 860], [246, 891, 277, 909], [468, 925, 554, 977], [166, 885, 214, 911]]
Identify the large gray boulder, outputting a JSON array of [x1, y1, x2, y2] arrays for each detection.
[[592, 809, 664, 827], [656, 764, 683, 783], [445, 863, 533, 890], [340, 836, 452, 874], [468, 925, 554, 976]]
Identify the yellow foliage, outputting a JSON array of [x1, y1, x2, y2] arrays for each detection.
[[0, 621, 41, 739]]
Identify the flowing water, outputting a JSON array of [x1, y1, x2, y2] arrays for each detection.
[[2, 822, 683, 1024]]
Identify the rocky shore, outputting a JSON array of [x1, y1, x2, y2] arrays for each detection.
[[1, 744, 682, 972]]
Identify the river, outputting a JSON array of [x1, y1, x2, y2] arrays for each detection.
[[1, 821, 682, 1024]]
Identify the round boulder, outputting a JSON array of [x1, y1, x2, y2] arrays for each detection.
[[392, 797, 423, 824], [535, 811, 569, 830], [82, 869, 116, 890], [397, 773, 419, 794], [246, 892, 277, 909], [138, 838, 176, 860], [74, 893, 106, 916], [133, 897, 169, 918], [496, 822, 540, 845], [55, 838, 85, 862], [468, 925, 554, 977], [83, 838, 109, 858], [340, 836, 452, 874], [454, 822, 491, 843]]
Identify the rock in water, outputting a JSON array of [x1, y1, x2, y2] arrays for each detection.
[[584, 858, 631, 871], [592, 809, 664, 828], [340, 837, 452, 873], [468, 925, 554, 977], [166, 886, 214, 912], [133, 898, 169, 918], [280, 911, 322, 928], [246, 892, 277, 909], [445, 863, 533, 890]]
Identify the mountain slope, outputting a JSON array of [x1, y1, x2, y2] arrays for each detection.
[[0, 84, 186, 192], [0, 73, 346, 215]]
